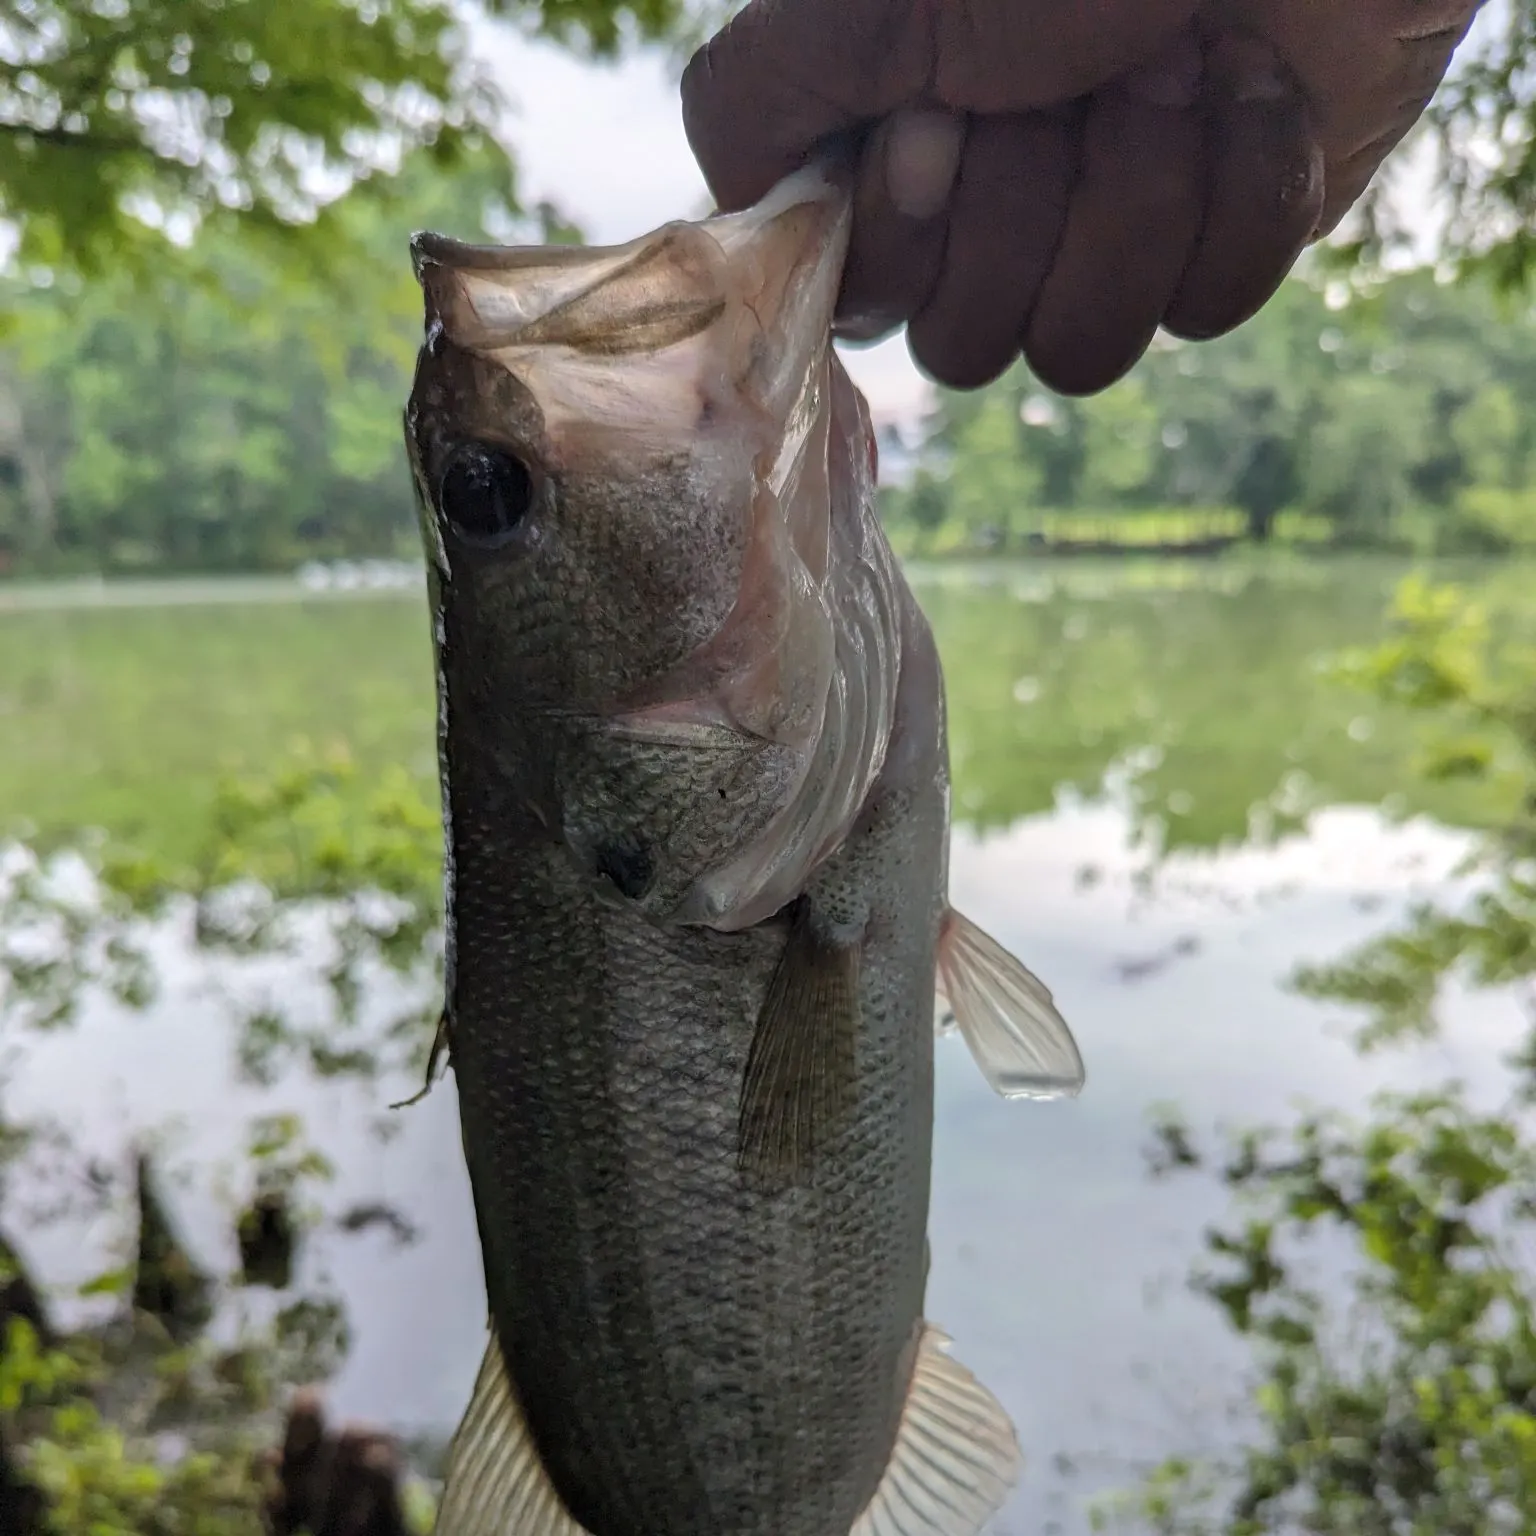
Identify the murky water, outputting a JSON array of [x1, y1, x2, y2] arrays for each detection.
[[0, 562, 1524, 1531]]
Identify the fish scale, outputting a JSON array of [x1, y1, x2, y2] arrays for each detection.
[[447, 804, 927, 1536]]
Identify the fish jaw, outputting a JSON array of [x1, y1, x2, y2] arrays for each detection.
[[584, 163, 859, 754], [411, 160, 850, 378], [407, 160, 854, 734], [409, 161, 852, 483]]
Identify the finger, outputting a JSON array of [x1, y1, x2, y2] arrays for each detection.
[[883, 106, 967, 219], [1023, 74, 1205, 395], [683, 0, 1208, 213], [680, 0, 930, 211], [1221, 0, 1479, 235], [1163, 34, 1323, 342], [932, 0, 1201, 111], [834, 111, 962, 344], [907, 110, 1078, 389]]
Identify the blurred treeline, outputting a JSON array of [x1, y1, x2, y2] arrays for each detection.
[[14, 223, 1536, 571], [0, 147, 589, 576], [883, 271, 1536, 559]]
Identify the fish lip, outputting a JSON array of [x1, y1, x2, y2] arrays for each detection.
[[409, 230, 596, 280]]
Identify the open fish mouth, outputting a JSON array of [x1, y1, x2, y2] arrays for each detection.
[[411, 158, 854, 378]]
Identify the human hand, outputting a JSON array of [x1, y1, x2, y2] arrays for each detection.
[[681, 0, 1482, 394]]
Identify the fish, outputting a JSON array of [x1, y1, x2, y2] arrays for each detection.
[[402, 159, 1085, 1536]]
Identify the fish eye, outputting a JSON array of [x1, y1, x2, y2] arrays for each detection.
[[437, 444, 535, 548]]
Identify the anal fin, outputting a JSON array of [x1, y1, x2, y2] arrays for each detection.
[[935, 908, 1085, 1100], [851, 1323, 1022, 1536], [433, 1326, 592, 1536], [738, 901, 861, 1187]]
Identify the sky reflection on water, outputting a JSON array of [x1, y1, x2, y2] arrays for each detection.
[[3, 789, 1517, 1532]]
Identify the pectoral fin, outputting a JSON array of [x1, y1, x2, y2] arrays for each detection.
[[433, 1327, 592, 1536], [738, 902, 861, 1187], [849, 1323, 1022, 1536], [935, 908, 1085, 1100]]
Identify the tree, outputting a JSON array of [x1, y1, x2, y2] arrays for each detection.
[[1417, 0, 1536, 292], [894, 262, 1536, 554], [1077, 376, 1159, 506], [1303, 374, 1430, 547], [0, 141, 525, 569], [1453, 383, 1523, 492], [0, 0, 684, 284], [945, 391, 1043, 549]]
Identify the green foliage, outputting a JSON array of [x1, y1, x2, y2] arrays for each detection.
[[0, 746, 442, 1528], [0, 1316, 264, 1535], [1295, 572, 1536, 1053], [1113, 567, 1536, 1533], [0, 0, 685, 284], [1111, 1092, 1536, 1535], [884, 271, 1536, 558], [1456, 486, 1536, 551], [0, 142, 535, 571], [944, 392, 1043, 549], [1423, 0, 1536, 293]]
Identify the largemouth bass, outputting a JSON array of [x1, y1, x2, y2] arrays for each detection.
[[403, 162, 1085, 1536]]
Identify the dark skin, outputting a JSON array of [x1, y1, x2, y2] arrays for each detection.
[[682, 0, 1485, 395]]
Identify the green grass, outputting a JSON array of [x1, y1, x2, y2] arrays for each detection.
[[1032, 506, 1245, 545], [884, 506, 1337, 558]]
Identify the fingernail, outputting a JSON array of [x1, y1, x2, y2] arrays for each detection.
[[1122, 34, 1203, 109], [883, 107, 964, 220]]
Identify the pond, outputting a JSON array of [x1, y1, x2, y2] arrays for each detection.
[[0, 559, 1524, 1532]]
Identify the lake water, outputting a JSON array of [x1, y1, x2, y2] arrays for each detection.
[[0, 561, 1524, 1532]]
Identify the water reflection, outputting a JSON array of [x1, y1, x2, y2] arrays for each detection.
[[0, 560, 1509, 863], [3, 794, 1515, 1531], [2, 563, 1529, 1529]]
